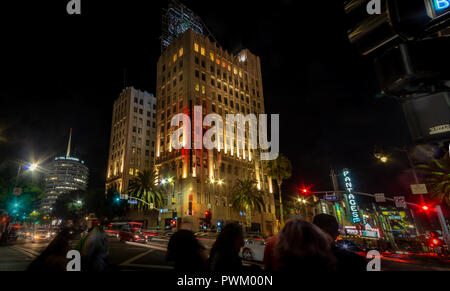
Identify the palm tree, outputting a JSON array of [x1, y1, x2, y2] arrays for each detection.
[[264, 154, 292, 227], [231, 179, 265, 231], [417, 156, 450, 206], [127, 170, 164, 211]]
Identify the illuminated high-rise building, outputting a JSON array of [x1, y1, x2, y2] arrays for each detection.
[[41, 129, 89, 214], [106, 87, 157, 193], [155, 27, 276, 235]]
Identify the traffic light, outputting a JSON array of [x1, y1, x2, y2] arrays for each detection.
[[345, 0, 450, 98], [344, 0, 444, 56], [428, 235, 443, 247], [170, 220, 177, 228], [1, 217, 8, 223], [419, 204, 433, 213]]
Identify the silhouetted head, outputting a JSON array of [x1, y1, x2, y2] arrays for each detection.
[[313, 214, 340, 241], [211, 223, 244, 255], [167, 230, 206, 271], [167, 230, 202, 261], [276, 219, 336, 271]]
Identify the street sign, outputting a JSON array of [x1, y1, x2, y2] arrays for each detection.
[[411, 184, 428, 195], [324, 194, 338, 201], [374, 193, 386, 203], [394, 196, 407, 209], [13, 188, 22, 196], [128, 200, 138, 205]]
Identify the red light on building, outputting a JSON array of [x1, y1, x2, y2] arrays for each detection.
[[1, 217, 8, 223]]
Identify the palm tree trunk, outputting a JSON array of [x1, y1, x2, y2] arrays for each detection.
[[278, 180, 284, 228], [246, 206, 252, 232]]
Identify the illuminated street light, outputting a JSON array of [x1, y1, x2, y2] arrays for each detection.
[[28, 163, 38, 171], [218, 180, 223, 186]]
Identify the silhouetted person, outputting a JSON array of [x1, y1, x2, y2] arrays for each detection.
[[313, 214, 367, 272], [264, 214, 301, 272], [78, 226, 109, 272], [166, 230, 207, 272], [28, 228, 71, 272], [275, 219, 337, 272], [208, 223, 244, 272]]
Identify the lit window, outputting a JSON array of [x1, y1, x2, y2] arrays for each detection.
[[195, 84, 200, 92], [194, 43, 199, 52], [239, 70, 243, 78], [201, 47, 206, 56], [129, 168, 134, 175], [202, 86, 206, 95], [228, 65, 231, 72], [216, 59, 221, 65], [234, 67, 238, 75], [173, 54, 177, 62], [222, 60, 227, 68], [179, 47, 183, 57], [210, 53, 214, 61]]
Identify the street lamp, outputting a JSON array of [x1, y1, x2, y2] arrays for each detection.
[[28, 163, 38, 171]]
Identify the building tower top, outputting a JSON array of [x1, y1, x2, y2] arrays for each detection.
[[66, 128, 72, 158]]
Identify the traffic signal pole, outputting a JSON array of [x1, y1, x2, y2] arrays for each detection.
[[435, 205, 450, 247]]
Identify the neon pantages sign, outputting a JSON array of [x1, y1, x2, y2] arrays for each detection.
[[343, 169, 361, 224]]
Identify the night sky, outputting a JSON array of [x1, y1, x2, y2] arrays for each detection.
[[0, 0, 432, 201]]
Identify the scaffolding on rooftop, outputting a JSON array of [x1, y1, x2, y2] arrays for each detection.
[[161, 0, 218, 51]]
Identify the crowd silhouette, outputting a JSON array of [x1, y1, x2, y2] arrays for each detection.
[[27, 215, 368, 272]]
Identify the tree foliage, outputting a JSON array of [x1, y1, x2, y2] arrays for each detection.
[[231, 179, 265, 229], [417, 155, 450, 206], [127, 170, 164, 210]]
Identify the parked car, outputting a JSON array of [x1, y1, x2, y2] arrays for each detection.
[[240, 238, 266, 262]]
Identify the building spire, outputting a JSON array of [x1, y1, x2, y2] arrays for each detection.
[[66, 128, 72, 158]]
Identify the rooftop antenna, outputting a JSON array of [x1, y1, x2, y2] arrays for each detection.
[[66, 128, 72, 158]]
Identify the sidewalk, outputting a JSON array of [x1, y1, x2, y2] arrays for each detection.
[[0, 244, 34, 271]]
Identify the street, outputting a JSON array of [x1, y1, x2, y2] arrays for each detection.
[[1, 235, 450, 272]]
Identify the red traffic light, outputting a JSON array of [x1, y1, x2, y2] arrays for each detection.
[[422, 205, 429, 211], [297, 186, 312, 196], [429, 237, 442, 247]]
